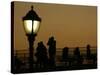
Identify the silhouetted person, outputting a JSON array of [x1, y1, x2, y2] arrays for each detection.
[[73, 47, 82, 65], [47, 36, 56, 67], [86, 44, 91, 60], [86, 44, 96, 64], [35, 41, 48, 69], [62, 47, 69, 66]]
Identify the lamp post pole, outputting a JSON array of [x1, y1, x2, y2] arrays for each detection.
[[27, 34, 36, 71], [27, 19, 35, 71]]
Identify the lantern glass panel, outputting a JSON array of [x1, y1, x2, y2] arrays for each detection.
[[23, 20, 40, 34]]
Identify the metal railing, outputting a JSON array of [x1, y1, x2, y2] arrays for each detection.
[[14, 47, 97, 64]]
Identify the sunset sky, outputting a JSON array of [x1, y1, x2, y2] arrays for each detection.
[[13, 2, 97, 50]]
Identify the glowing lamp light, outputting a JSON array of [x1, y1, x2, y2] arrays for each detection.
[[23, 20, 40, 34]]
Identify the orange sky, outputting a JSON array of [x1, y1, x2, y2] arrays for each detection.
[[13, 2, 97, 50]]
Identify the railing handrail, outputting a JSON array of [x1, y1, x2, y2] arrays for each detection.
[[15, 46, 97, 51]]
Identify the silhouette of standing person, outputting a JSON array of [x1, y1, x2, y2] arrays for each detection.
[[73, 47, 81, 65], [62, 47, 69, 66], [86, 44, 91, 59], [35, 41, 48, 69], [47, 36, 56, 67]]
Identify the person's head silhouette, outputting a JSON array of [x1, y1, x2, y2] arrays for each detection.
[[51, 36, 54, 40], [87, 44, 91, 49]]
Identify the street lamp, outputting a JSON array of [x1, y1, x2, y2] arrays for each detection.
[[22, 6, 41, 71]]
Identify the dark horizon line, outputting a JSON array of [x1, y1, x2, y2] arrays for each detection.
[[14, 46, 97, 51]]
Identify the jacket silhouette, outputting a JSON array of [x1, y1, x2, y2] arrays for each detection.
[[35, 41, 48, 68], [47, 36, 56, 67]]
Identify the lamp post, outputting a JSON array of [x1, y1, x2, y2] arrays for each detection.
[[22, 6, 41, 71]]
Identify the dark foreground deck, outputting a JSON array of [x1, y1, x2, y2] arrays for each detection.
[[12, 47, 97, 74]]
